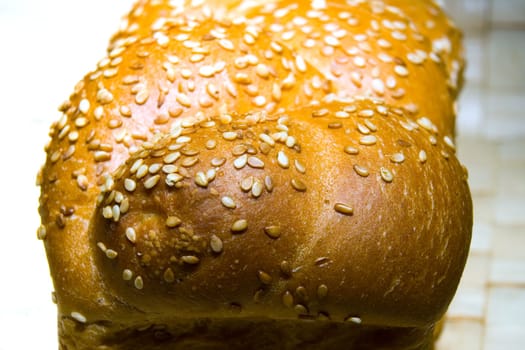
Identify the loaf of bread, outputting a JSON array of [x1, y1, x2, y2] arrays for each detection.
[[37, 1, 472, 349]]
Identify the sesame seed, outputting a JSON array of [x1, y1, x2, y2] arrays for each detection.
[[112, 205, 121, 222], [130, 159, 143, 174], [135, 89, 150, 105], [102, 206, 113, 219], [264, 175, 274, 192], [294, 159, 306, 174], [71, 312, 87, 323], [240, 176, 253, 192], [295, 286, 308, 301], [231, 219, 248, 233], [182, 255, 200, 265], [234, 154, 248, 169], [345, 316, 362, 324], [407, 52, 424, 65], [364, 120, 377, 132], [256, 64, 270, 78], [206, 168, 216, 182], [380, 167, 394, 183], [391, 31, 407, 41], [357, 123, 370, 135], [372, 78, 385, 95], [144, 175, 160, 189], [190, 54, 204, 63], [344, 146, 359, 155], [253, 95, 266, 107], [181, 156, 198, 167], [211, 157, 226, 167], [417, 117, 435, 132], [394, 65, 409, 77], [148, 163, 161, 174], [223, 131, 238, 141], [134, 276, 144, 289], [251, 179, 264, 198], [264, 225, 281, 239], [79, 99, 90, 114], [270, 41, 283, 53], [358, 109, 374, 118], [176, 93, 191, 107], [221, 196, 236, 209], [248, 156, 265, 169], [206, 234, 224, 255], [353, 164, 369, 177], [97, 242, 107, 253], [122, 75, 139, 85], [353, 56, 366, 68], [257, 270, 273, 285], [125, 227, 137, 243], [122, 269, 133, 281], [335, 111, 350, 119], [199, 65, 215, 77], [286, 136, 296, 148], [259, 133, 275, 147], [390, 153, 405, 163], [180, 68, 192, 79], [317, 284, 328, 299], [232, 144, 247, 156], [334, 203, 353, 215], [136, 164, 149, 179], [291, 179, 306, 192], [282, 291, 294, 308], [68, 130, 79, 142], [166, 216, 182, 228], [124, 178, 136, 192], [444, 135, 456, 150], [359, 135, 377, 146], [76, 175, 88, 191], [166, 173, 184, 186], [419, 150, 428, 163], [163, 152, 181, 164], [272, 83, 282, 102], [295, 55, 307, 73], [119, 105, 132, 117], [96, 89, 114, 104], [105, 249, 118, 259], [206, 83, 219, 99], [37, 225, 47, 240], [294, 304, 308, 315], [194, 171, 208, 188], [75, 117, 89, 128], [234, 73, 251, 85], [120, 197, 129, 214], [376, 105, 388, 115], [324, 35, 340, 47], [277, 151, 290, 169]]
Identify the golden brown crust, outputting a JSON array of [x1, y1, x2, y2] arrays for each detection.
[[37, 1, 471, 349], [92, 100, 470, 327]]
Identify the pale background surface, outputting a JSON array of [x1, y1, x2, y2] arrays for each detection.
[[0, 0, 524, 349]]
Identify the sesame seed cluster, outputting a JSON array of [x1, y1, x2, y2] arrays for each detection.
[[37, 0, 471, 348]]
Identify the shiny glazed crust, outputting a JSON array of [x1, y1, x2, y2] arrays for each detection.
[[37, 1, 471, 349]]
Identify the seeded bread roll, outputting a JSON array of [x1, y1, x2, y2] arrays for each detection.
[[37, 1, 471, 349]]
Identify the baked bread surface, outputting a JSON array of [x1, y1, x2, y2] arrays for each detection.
[[37, 1, 471, 349]]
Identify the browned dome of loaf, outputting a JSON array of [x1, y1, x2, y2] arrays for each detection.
[[111, 0, 464, 137], [39, 7, 332, 321], [240, 0, 464, 136], [92, 99, 471, 328]]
